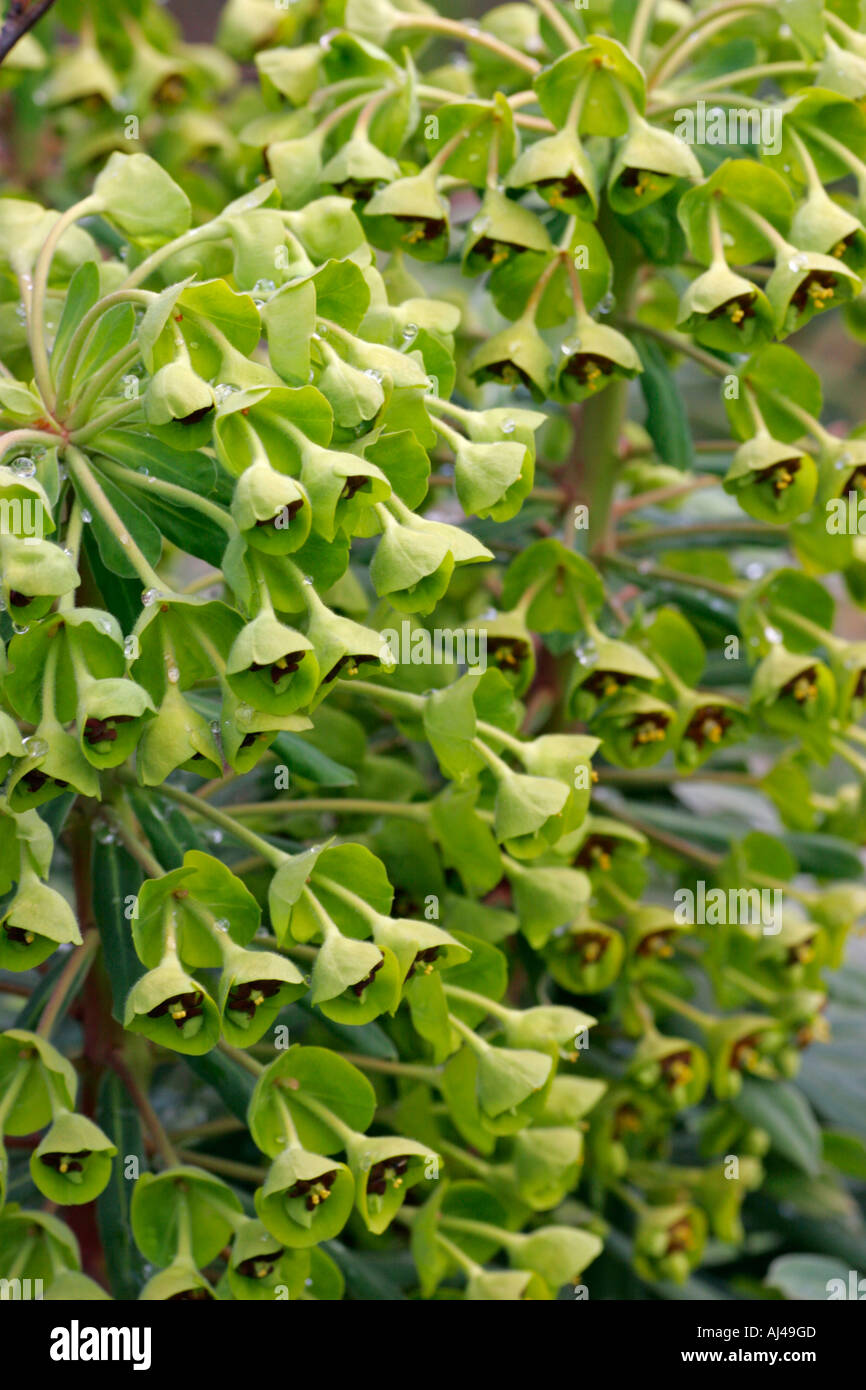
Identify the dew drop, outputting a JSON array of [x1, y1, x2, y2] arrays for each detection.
[[141, 588, 159, 607], [81, 508, 92, 523], [765, 625, 783, 644], [123, 636, 137, 659], [501, 418, 516, 434], [167, 665, 180, 684], [11, 455, 36, 477], [214, 917, 230, 933]]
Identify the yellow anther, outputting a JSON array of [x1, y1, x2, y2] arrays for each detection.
[[832, 241, 848, 260], [60, 1160, 69, 1173], [591, 769, 599, 783], [728, 303, 745, 324], [584, 940, 602, 962], [704, 720, 723, 743], [170, 1004, 187, 1021]]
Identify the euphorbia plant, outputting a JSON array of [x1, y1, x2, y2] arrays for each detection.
[[0, 0, 865, 1306]]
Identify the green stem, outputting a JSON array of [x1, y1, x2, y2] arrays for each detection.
[[36, 930, 100, 1038], [125, 776, 285, 865], [29, 194, 101, 405], [99, 457, 235, 533], [647, 1, 770, 88], [227, 798, 431, 822], [643, 983, 716, 1031], [65, 446, 163, 589], [67, 342, 142, 427], [53, 289, 153, 410]]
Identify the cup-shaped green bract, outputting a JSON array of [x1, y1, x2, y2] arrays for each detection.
[[133, 850, 261, 969], [628, 1034, 710, 1112], [591, 689, 676, 769], [465, 1267, 552, 1300], [633, 1202, 708, 1285], [77, 677, 156, 769], [140, 1258, 217, 1301], [767, 246, 861, 336], [707, 1014, 790, 1099], [0, 711, 25, 782], [750, 646, 837, 738], [468, 315, 553, 401], [231, 461, 312, 554], [7, 724, 101, 812], [509, 1224, 603, 1290], [321, 135, 400, 203], [370, 912, 471, 986], [454, 438, 534, 522], [475, 1041, 555, 1124], [817, 436, 866, 506], [0, 1029, 77, 1136], [136, 681, 224, 785], [0, 872, 82, 972], [824, 639, 866, 730], [227, 1218, 310, 1301], [516, 733, 598, 838], [30, 1111, 116, 1205], [310, 934, 402, 1025], [543, 919, 626, 993], [219, 687, 282, 773], [370, 509, 491, 615], [678, 262, 774, 351], [315, 347, 386, 432], [697, 1156, 763, 1244], [567, 636, 661, 722], [303, 592, 384, 694], [673, 691, 749, 771], [0, 1207, 80, 1285], [791, 188, 866, 276], [608, 117, 701, 215], [507, 125, 598, 219], [363, 169, 450, 260], [492, 765, 570, 858], [92, 152, 191, 248], [477, 609, 536, 696], [463, 189, 553, 276], [626, 906, 688, 974], [131, 1165, 243, 1267], [255, 1146, 355, 1247], [556, 317, 642, 404], [123, 958, 221, 1055], [226, 612, 319, 716], [144, 359, 217, 427], [501, 1003, 596, 1055], [219, 944, 306, 1046], [512, 1127, 585, 1210], [44, 1272, 113, 1300], [347, 1134, 439, 1235], [299, 444, 391, 541], [723, 434, 817, 523], [0, 536, 78, 623]]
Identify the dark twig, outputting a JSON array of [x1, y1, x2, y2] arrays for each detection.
[[0, 0, 58, 65]]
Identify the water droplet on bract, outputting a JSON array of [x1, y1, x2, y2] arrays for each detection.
[[23, 736, 49, 758], [214, 383, 237, 403], [574, 641, 598, 666], [62, 547, 74, 559], [81, 509, 92, 523], [210, 720, 221, 736], [501, 418, 516, 433], [561, 339, 580, 355], [598, 292, 615, 315], [402, 323, 418, 341], [138, 466, 150, 477], [364, 368, 384, 382], [835, 452, 852, 470], [788, 254, 808, 272], [209, 829, 223, 845], [11, 456, 36, 477], [236, 703, 254, 726], [58, 465, 68, 481], [119, 531, 129, 545], [141, 588, 159, 607], [252, 299, 265, 309], [308, 369, 315, 383], [123, 636, 137, 659], [253, 278, 276, 296], [471, 216, 490, 234], [11, 623, 29, 635], [745, 562, 764, 580], [214, 917, 230, 933], [765, 625, 783, 644], [167, 665, 180, 684], [783, 164, 791, 174], [303, 574, 314, 585]]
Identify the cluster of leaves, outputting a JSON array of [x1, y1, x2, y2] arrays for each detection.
[[1, 0, 866, 1302]]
